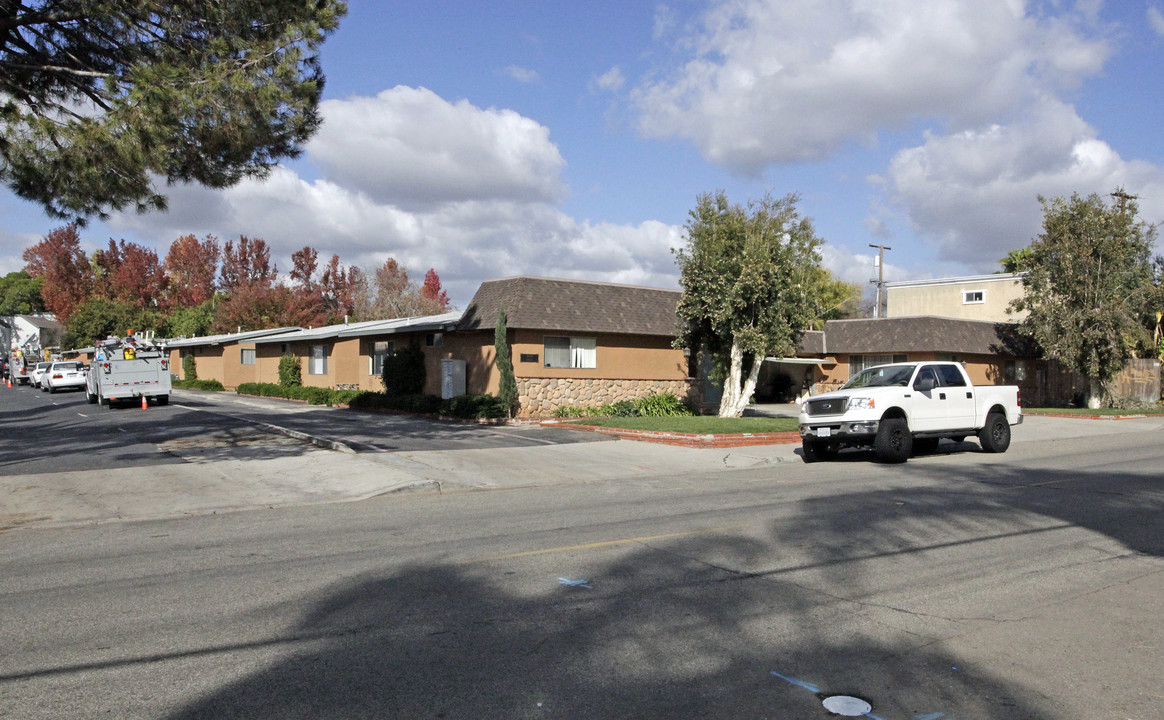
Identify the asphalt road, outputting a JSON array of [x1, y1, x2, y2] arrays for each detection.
[[1, 406, 1161, 719]]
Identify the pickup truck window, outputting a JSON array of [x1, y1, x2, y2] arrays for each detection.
[[936, 364, 967, 387], [841, 364, 916, 389]]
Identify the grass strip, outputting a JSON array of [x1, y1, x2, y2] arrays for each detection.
[[1024, 407, 1164, 416]]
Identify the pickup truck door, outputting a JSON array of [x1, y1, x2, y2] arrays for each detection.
[[909, 365, 946, 432], [936, 364, 977, 429]]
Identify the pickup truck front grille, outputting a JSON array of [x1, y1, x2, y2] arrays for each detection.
[[805, 396, 847, 416]]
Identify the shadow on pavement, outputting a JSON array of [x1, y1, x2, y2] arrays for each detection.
[[158, 458, 1164, 719]]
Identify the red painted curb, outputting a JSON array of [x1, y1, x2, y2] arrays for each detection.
[[558, 423, 801, 448]]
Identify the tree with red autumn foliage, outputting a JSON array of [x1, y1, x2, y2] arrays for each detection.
[[21, 225, 93, 322], [421, 269, 451, 311], [92, 239, 167, 309], [164, 234, 220, 308], [220, 236, 277, 291]]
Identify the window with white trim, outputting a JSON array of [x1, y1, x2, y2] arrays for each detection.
[[370, 340, 394, 375], [962, 289, 985, 304], [543, 336, 597, 369], [309, 344, 329, 375], [240, 348, 256, 365], [849, 354, 907, 374]]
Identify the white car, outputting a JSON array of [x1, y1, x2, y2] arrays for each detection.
[[42, 361, 88, 393], [29, 361, 52, 388]]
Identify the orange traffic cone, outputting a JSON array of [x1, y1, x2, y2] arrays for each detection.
[[141, 394, 148, 410]]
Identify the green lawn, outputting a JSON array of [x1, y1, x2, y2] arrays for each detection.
[[563, 416, 800, 434], [1024, 407, 1164, 416]]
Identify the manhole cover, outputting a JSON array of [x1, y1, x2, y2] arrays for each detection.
[[822, 695, 872, 716]]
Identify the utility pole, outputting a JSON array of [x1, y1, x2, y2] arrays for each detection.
[[1110, 190, 1137, 212], [868, 244, 891, 318]]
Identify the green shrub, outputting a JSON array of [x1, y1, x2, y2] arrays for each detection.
[[607, 399, 640, 417], [173, 378, 225, 391], [382, 344, 425, 396], [635, 392, 695, 417], [278, 353, 302, 387], [182, 354, 197, 381], [441, 394, 509, 419]]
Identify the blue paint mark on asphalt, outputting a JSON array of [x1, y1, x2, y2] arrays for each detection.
[[770, 670, 821, 693], [558, 577, 592, 589]]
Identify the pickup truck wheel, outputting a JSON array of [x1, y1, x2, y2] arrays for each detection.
[[802, 440, 838, 463], [874, 418, 912, 463], [86, 389, 97, 404], [978, 413, 1011, 453], [912, 437, 939, 455], [156, 394, 169, 406]]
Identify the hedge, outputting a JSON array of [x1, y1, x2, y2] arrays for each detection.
[[172, 378, 225, 391], [235, 383, 510, 419]]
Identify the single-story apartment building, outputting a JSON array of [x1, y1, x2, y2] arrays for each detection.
[[143, 274, 1155, 414], [454, 276, 694, 415], [167, 327, 303, 387]]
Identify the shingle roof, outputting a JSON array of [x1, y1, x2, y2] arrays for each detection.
[[821, 316, 1035, 356], [457, 276, 682, 336]]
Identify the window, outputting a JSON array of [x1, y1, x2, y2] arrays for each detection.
[[371, 341, 394, 375], [962, 290, 985, 304], [240, 348, 256, 365], [935, 364, 967, 387], [543, 336, 597, 369], [425, 332, 443, 347], [309, 344, 329, 375], [849, 354, 908, 374]]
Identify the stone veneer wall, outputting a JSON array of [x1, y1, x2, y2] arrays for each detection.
[[518, 377, 698, 417]]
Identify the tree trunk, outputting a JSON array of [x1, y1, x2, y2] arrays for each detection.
[[1087, 377, 1103, 410], [718, 340, 762, 417]]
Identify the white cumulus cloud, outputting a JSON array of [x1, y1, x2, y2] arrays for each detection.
[[633, 0, 1111, 174], [884, 98, 1164, 271], [307, 86, 567, 209], [106, 87, 683, 305]]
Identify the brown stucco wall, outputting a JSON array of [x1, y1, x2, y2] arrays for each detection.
[[222, 342, 261, 389]]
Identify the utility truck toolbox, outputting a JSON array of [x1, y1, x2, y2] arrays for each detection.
[[86, 334, 172, 408], [798, 361, 1022, 464]]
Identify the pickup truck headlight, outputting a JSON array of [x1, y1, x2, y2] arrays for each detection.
[[846, 397, 875, 411]]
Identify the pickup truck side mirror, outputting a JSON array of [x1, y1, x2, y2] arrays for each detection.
[[914, 376, 937, 392]]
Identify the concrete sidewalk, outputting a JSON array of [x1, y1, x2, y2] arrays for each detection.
[[3, 392, 1161, 531]]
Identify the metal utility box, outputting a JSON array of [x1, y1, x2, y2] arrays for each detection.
[[440, 358, 466, 399]]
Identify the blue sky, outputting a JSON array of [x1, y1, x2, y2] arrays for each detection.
[[2, 0, 1163, 307]]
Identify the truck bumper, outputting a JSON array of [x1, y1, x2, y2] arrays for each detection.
[[799, 420, 880, 441]]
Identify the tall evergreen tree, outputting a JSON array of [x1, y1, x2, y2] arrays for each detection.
[[495, 307, 517, 417], [1011, 190, 1157, 408], [0, 1, 346, 220]]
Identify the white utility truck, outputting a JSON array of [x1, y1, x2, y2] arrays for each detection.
[[86, 334, 172, 408], [798, 361, 1022, 463]]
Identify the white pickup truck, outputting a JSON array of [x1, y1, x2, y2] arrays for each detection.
[[798, 361, 1022, 463]]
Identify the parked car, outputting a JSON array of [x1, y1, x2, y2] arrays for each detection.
[[29, 361, 52, 388], [42, 361, 88, 393]]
